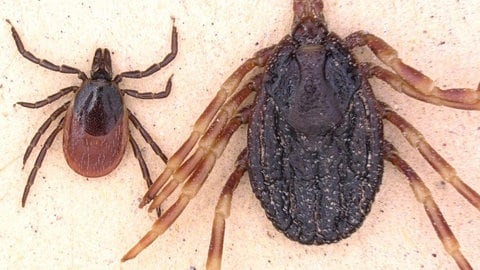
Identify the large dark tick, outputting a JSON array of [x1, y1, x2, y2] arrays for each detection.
[[121, 1, 479, 269], [7, 19, 178, 208]]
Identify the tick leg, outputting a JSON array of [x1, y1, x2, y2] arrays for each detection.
[[122, 107, 252, 262], [124, 49, 271, 261], [22, 102, 70, 166], [139, 48, 274, 207], [17, 86, 77, 109], [129, 135, 152, 186], [383, 141, 472, 270], [143, 74, 262, 209], [122, 75, 172, 99], [6, 20, 87, 79], [128, 110, 168, 163], [345, 31, 480, 110], [128, 135, 161, 217], [380, 102, 480, 211], [22, 117, 64, 207], [206, 149, 248, 270], [147, 105, 253, 212], [113, 21, 177, 83]]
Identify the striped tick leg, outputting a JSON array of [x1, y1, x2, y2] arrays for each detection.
[[139, 47, 275, 208], [146, 74, 262, 213], [345, 31, 480, 110], [344, 31, 480, 269], [379, 102, 480, 211], [122, 103, 254, 261], [122, 42, 268, 260], [206, 149, 248, 270], [383, 141, 473, 270]]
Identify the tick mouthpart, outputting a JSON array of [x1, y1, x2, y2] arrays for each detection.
[[293, 0, 325, 28], [91, 48, 113, 81]]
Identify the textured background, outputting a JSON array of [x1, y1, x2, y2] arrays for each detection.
[[0, 1, 479, 269]]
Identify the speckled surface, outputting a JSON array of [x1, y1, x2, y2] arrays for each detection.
[[0, 1, 479, 269]]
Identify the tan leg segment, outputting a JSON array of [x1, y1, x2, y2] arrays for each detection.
[[384, 141, 472, 270], [147, 75, 262, 212], [345, 31, 480, 110], [122, 108, 252, 262], [206, 149, 248, 270], [140, 47, 274, 207], [380, 103, 480, 211]]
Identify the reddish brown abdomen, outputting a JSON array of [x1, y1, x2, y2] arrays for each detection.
[[63, 80, 128, 177]]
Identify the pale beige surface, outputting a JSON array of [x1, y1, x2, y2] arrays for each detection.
[[0, 1, 479, 269]]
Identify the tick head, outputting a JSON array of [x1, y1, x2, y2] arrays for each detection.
[[91, 48, 113, 81], [292, 0, 328, 45], [292, 17, 328, 46]]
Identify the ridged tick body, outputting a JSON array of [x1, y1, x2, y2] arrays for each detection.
[[248, 17, 383, 244]]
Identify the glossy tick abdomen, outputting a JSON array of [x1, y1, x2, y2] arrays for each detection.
[[63, 79, 128, 177], [248, 25, 383, 244]]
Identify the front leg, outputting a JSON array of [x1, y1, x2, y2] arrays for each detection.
[[113, 19, 178, 83], [121, 75, 172, 100], [345, 31, 480, 110], [6, 20, 86, 79]]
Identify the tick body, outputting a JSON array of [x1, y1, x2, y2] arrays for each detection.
[[7, 19, 178, 207], [248, 24, 384, 244], [63, 49, 129, 177]]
